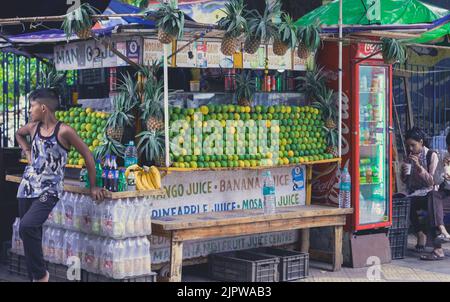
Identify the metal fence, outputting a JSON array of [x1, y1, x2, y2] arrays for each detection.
[[393, 63, 450, 154], [0, 53, 77, 147]]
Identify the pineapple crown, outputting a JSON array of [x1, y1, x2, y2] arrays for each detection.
[[61, 3, 99, 41], [296, 65, 327, 101], [154, 0, 185, 39], [323, 126, 338, 147], [244, 0, 281, 43], [235, 71, 256, 103], [118, 72, 139, 110], [313, 85, 336, 121], [381, 38, 407, 64], [136, 130, 166, 163], [94, 134, 126, 160], [297, 21, 321, 53], [39, 64, 66, 90], [218, 0, 247, 38], [276, 13, 298, 49], [106, 93, 135, 130], [140, 78, 165, 121]]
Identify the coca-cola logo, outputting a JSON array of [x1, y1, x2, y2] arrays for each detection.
[[358, 43, 382, 59]]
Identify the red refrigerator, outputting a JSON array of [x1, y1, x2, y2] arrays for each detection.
[[315, 41, 393, 232]]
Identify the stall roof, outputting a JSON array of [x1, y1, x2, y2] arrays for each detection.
[[295, 0, 450, 42], [1, 0, 157, 46]]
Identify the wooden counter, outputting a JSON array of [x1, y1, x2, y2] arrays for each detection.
[[5, 175, 166, 199]]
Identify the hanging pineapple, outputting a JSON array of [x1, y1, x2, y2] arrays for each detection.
[[106, 93, 135, 142], [154, 0, 185, 44], [297, 23, 321, 59], [218, 0, 247, 56], [381, 38, 407, 65], [324, 127, 339, 157], [235, 70, 256, 107], [141, 78, 165, 132], [272, 13, 297, 56], [243, 0, 280, 54], [312, 85, 337, 130], [136, 130, 166, 167], [62, 3, 98, 41]]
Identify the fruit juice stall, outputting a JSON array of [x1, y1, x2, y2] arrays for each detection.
[[4, 0, 354, 281]]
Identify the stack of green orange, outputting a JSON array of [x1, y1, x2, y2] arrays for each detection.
[[55, 107, 109, 166], [168, 104, 335, 169]]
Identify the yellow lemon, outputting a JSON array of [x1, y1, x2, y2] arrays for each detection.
[[86, 107, 93, 114], [283, 158, 289, 165], [93, 139, 100, 147], [288, 151, 294, 157], [78, 159, 85, 166], [266, 120, 271, 128], [245, 106, 251, 113], [299, 157, 305, 163], [286, 107, 292, 114], [266, 152, 273, 159], [200, 106, 209, 115]]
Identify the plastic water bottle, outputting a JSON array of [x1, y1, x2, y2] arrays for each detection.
[[262, 171, 276, 214], [339, 167, 351, 208], [124, 141, 138, 168]]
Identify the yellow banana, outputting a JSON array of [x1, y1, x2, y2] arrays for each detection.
[[135, 171, 145, 191], [125, 164, 142, 179], [144, 172, 156, 190], [140, 171, 153, 190], [150, 166, 161, 189]]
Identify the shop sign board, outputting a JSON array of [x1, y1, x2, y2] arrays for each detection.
[[148, 165, 306, 262], [54, 36, 142, 71]]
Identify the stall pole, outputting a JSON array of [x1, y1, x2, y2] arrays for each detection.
[[338, 0, 343, 158], [164, 44, 170, 168]]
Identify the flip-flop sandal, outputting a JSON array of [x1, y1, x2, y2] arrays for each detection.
[[420, 251, 445, 261], [437, 234, 450, 243]]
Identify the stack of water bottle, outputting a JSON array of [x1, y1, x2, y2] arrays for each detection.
[[36, 142, 153, 280], [42, 227, 152, 279], [45, 193, 152, 238]]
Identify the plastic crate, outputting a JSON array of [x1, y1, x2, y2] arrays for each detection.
[[8, 251, 29, 278], [246, 247, 309, 281], [82, 271, 157, 282], [392, 196, 411, 230], [209, 251, 280, 282], [388, 228, 408, 259]]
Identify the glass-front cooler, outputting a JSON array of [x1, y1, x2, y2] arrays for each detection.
[[357, 65, 390, 226]]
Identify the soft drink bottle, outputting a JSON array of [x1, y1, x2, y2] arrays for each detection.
[[339, 167, 351, 209], [103, 155, 110, 190], [118, 169, 127, 192], [262, 171, 276, 214], [124, 141, 138, 168], [112, 156, 119, 192], [95, 160, 103, 188]]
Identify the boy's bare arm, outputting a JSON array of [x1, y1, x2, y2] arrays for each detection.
[[60, 125, 105, 201], [15, 122, 38, 162]]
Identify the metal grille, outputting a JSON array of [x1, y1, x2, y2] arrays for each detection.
[[393, 63, 450, 154], [0, 53, 77, 147]]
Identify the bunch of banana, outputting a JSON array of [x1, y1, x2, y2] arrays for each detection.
[[125, 164, 162, 191]]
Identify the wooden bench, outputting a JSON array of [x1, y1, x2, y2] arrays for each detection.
[[152, 205, 353, 282]]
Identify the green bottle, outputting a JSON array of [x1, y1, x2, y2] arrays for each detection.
[[95, 160, 103, 188], [118, 169, 127, 192]]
